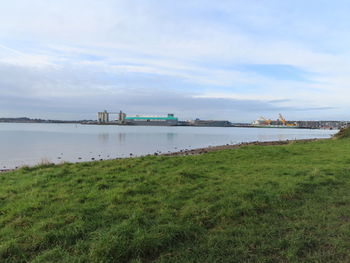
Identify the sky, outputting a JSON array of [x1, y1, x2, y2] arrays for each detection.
[[0, 0, 349, 122]]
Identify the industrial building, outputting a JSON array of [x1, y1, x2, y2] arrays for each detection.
[[98, 110, 126, 124], [97, 111, 179, 126], [124, 113, 178, 126], [188, 119, 231, 127], [98, 110, 109, 123]]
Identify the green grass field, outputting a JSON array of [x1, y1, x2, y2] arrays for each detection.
[[1, 134, 350, 262]]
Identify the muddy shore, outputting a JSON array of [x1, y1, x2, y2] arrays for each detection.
[[0, 169, 13, 173], [162, 138, 327, 157]]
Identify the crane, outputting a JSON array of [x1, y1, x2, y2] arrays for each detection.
[[279, 113, 286, 126], [278, 113, 297, 127]]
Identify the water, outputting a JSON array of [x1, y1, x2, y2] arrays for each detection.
[[0, 123, 337, 169]]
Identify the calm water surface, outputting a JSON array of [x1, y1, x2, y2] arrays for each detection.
[[0, 123, 337, 169]]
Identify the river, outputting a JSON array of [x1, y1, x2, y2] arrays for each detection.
[[0, 123, 337, 169]]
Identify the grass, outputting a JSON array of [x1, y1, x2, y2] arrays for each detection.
[[1, 135, 350, 262], [333, 126, 350, 139]]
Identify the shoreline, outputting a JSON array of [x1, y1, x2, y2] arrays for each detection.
[[0, 137, 329, 174], [162, 137, 328, 157], [0, 169, 12, 173]]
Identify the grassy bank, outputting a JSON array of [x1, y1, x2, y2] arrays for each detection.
[[1, 136, 350, 262]]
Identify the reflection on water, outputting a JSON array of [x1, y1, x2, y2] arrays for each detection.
[[98, 133, 110, 143], [0, 123, 337, 169], [166, 132, 176, 141], [118, 133, 126, 143]]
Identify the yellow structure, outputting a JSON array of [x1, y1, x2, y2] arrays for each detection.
[[279, 113, 296, 127], [261, 116, 272, 125]]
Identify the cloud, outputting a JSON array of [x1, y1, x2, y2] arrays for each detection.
[[0, 61, 338, 122], [0, 1, 349, 121]]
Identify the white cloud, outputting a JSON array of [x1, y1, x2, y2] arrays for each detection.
[[0, 0, 349, 120]]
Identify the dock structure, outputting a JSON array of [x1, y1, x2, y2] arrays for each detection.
[[96, 110, 349, 129], [252, 114, 350, 129]]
